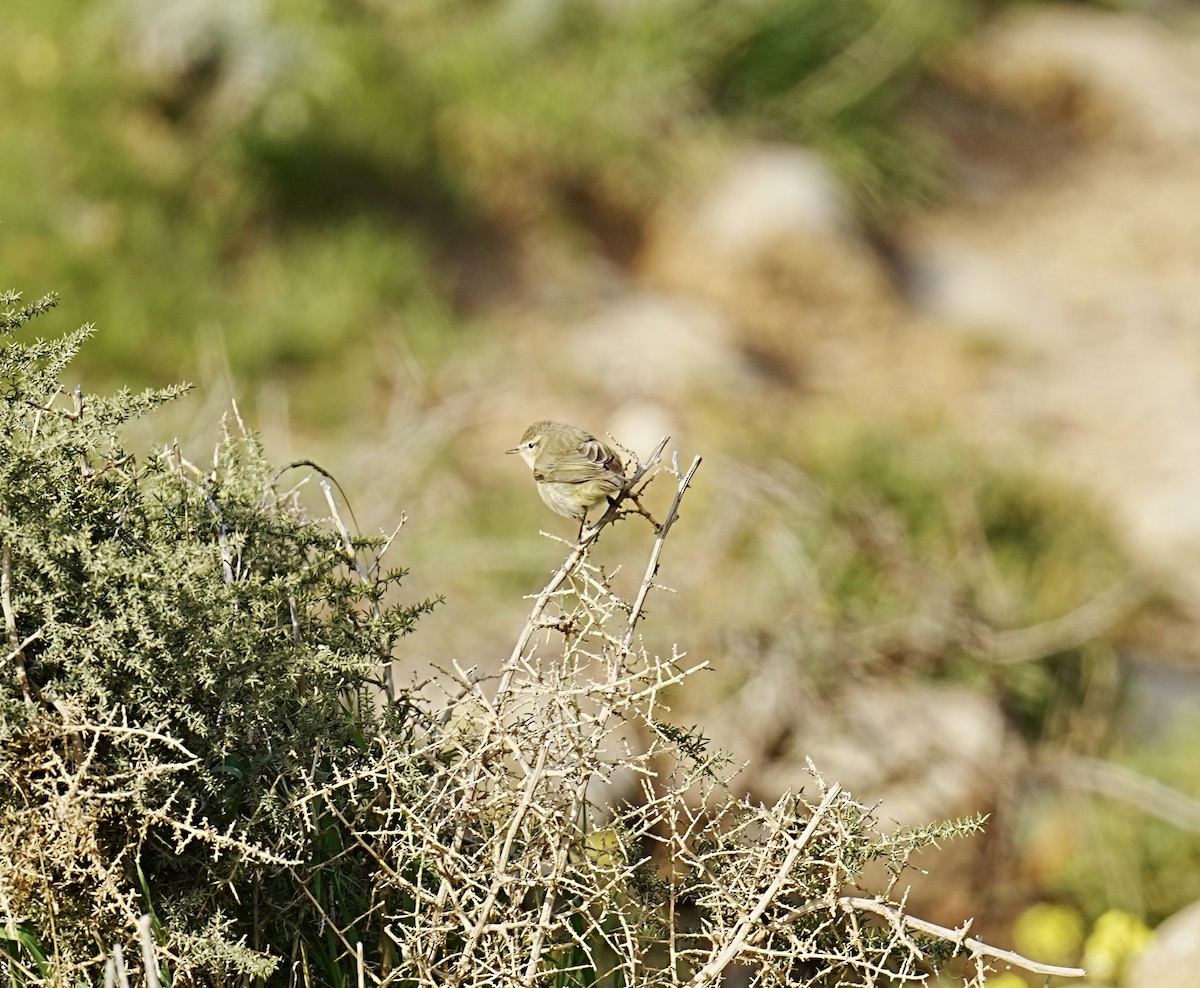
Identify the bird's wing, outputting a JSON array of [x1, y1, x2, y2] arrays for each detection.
[[580, 438, 621, 472], [535, 438, 623, 484]]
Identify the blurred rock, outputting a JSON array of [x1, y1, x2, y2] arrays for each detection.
[[719, 673, 1012, 828], [640, 145, 899, 384], [569, 290, 743, 401], [122, 0, 304, 128], [945, 6, 1200, 148], [1126, 899, 1200, 988], [905, 236, 1069, 351], [807, 682, 1012, 827], [906, 6, 1200, 608], [680, 145, 851, 261], [695, 671, 1015, 923]]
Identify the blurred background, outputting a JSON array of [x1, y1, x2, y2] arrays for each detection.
[[7, 0, 1200, 981]]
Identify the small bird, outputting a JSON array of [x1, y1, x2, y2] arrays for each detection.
[[507, 420, 625, 527]]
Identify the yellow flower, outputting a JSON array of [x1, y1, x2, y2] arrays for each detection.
[[1012, 903, 1085, 968], [582, 827, 624, 869], [1082, 909, 1152, 984], [986, 973, 1029, 988]]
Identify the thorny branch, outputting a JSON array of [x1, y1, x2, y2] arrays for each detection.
[[838, 898, 1085, 979], [685, 784, 845, 988], [0, 413, 1089, 986], [2, 543, 39, 707], [623, 452, 702, 651], [430, 435, 676, 917], [335, 435, 1083, 988]]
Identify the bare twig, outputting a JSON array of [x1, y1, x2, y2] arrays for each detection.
[[2, 544, 40, 708], [685, 784, 844, 988], [838, 897, 1087, 979], [980, 573, 1148, 665], [1056, 752, 1200, 834], [137, 915, 160, 988], [623, 454, 702, 651], [322, 480, 364, 573], [106, 943, 129, 988], [321, 478, 399, 700], [455, 744, 551, 976]]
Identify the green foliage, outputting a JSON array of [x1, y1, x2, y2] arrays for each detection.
[[1046, 721, 1200, 928], [2, 0, 1001, 410], [0, 292, 436, 983], [804, 425, 1132, 734], [684, 413, 1133, 744]]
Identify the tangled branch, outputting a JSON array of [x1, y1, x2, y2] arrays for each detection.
[[294, 435, 1082, 986]]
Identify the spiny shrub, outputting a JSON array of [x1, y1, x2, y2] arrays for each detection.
[[0, 291, 436, 983]]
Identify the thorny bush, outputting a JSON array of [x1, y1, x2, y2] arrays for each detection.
[[0, 291, 1080, 986]]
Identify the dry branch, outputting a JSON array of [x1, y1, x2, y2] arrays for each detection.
[[1057, 752, 1200, 834], [328, 435, 1082, 988], [981, 573, 1147, 665]]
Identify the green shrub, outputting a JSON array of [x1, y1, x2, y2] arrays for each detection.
[[0, 290, 436, 983]]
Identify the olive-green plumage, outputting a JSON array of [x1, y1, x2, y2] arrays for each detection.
[[507, 420, 625, 521]]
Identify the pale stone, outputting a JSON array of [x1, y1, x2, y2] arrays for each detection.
[[1127, 900, 1200, 988]]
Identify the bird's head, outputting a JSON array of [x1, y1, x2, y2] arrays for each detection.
[[506, 422, 550, 470]]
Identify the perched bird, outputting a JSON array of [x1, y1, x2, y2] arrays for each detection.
[[507, 420, 625, 525]]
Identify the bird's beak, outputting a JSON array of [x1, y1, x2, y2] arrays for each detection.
[[505, 446, 520, 455]]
